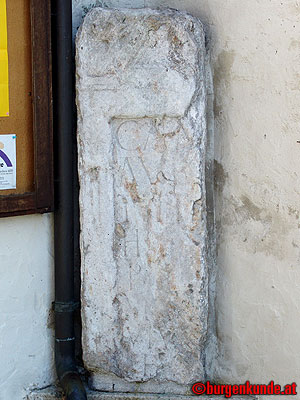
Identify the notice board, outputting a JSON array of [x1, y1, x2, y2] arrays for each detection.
[[0, 0, 53, 217]]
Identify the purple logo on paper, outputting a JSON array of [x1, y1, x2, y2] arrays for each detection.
[[0, 150, 12, 167], [0, 141, 13, 167]]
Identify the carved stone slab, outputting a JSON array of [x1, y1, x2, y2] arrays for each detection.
[[76, 7, 208, 393]]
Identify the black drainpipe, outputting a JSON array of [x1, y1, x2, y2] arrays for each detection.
[[52, 0, 87, 399]]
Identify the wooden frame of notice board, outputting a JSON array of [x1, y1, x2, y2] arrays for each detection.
[[0, 0, 53, 217]]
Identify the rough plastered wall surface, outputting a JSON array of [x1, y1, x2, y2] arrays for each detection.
[[76, 8, 211, 394], [0, 214, 54, 400], [73, 0, 300, 393]]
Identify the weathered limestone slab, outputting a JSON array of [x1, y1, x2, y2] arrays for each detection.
[[76, 7, 208, 393]]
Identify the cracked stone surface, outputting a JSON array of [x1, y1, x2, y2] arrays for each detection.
[[76, 7, 209, 392]]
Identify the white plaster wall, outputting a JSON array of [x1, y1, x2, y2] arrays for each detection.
[[0, 214, 54, 399], [73, 0, 300, 393]]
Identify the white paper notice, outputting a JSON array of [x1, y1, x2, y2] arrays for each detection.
[[0, 134, 16, 190]]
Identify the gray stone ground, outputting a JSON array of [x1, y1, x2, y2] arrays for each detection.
[[28, 387, 256, 400]]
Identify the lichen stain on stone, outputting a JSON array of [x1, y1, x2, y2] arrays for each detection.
[[88, 166, 101, 181], [159, 244, 166, 258], [288, 206, 299, 219], [146, 17, 164, 32], [192, 199, 202, 222], [124, 180, 141, 203], [115, 223, 126, 238]]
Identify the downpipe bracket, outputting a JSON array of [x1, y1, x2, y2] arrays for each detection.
[[53, 301, 80, 313]]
